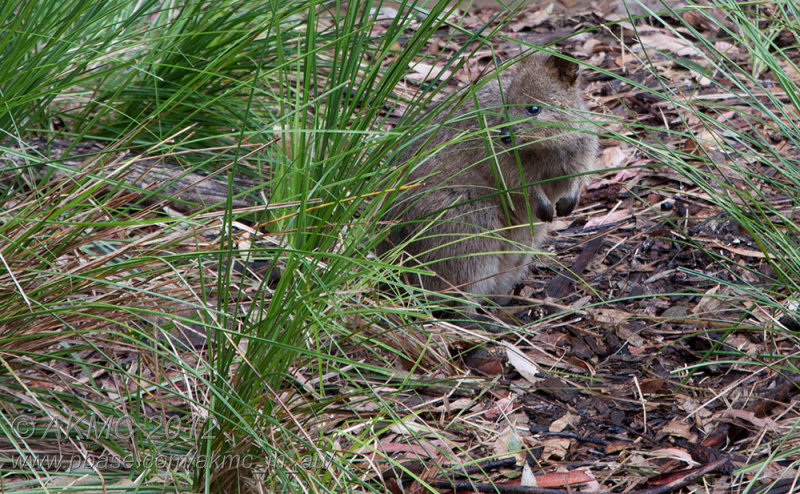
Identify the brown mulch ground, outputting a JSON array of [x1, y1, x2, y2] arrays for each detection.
[[355, 2, 800, 493]]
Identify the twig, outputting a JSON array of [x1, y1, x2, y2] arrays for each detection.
[[536, 432, 609, 446], [451, 457, 517, 477]]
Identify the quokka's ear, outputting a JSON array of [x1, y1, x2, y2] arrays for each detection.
[[545, 55, 579, 86]]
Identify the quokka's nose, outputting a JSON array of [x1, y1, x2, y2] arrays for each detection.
[[499, 126, 512, 144]]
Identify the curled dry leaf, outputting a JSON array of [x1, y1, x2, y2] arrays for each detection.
[[645, 447, 698, 465], [503, 342, 542, 384]]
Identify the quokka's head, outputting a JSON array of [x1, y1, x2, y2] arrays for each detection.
[[492, 52, 592, 150]]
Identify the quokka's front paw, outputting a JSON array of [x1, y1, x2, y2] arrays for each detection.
[[533, 190, 554, 222], [555, 190, 580, 217]]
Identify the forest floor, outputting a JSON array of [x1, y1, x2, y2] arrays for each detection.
[[7, 1, 799, 492]]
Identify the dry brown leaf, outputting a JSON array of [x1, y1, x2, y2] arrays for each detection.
[[617, 323, 645, 348], [507, 9, 550, 31], [721, 409, 781, 431], [493, 424, 525, 460], [645, 447, 697, 465], [405, 61, 453, 82], [711, 242, 766, 258], [541, 437, 571, 460], [677, 396, 713, 419], [636, 33, 702, 57], [521, 462, 537, 486], [550, 412, 581, 432], [484, 395, 516, 420], [584, 209, 633, 229], [606, 440, 634, 454], [600, 145, 629, 169], [431, 397, 476, 413], [524, 468, 596, 488], [587, 165, 642, 190], [661, 419, 695, 440], [778, 58, 800, 83], [589, 307, 633, 327], [503, 342, 542, 383]]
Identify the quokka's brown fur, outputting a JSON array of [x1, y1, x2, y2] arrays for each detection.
[[384, 51, 599, 302]]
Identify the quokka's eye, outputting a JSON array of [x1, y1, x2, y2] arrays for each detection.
[[526, 105, 542, 116]]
